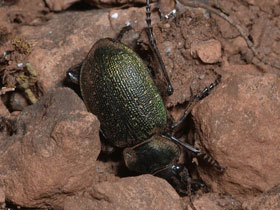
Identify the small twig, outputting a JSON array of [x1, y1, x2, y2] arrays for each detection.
[[0, 87, 15, 95]]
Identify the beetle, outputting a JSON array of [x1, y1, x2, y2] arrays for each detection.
[[67, 4, 223, 194]]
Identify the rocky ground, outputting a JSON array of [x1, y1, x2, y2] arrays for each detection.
[[0, 0, 279, 209]]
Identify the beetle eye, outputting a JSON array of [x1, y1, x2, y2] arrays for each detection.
[[171, 164, 184, 173]]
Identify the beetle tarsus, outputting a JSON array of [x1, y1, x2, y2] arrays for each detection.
[[116, 25, 133, 42], [197, 152, 225, 172], [167, 84, 174, 95], [163, 8, 177, 20], [194, 74, 221, 100]]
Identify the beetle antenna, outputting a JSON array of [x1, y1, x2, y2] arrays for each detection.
[[162, 133, 200, 154], [146, 0, 174, 95]]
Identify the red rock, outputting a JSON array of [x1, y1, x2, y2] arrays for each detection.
[[19, 6, 153, 93], [109, 6, 159, 33], [242, 185, 280, 210], [45, 0, 80, 11], [0, 188, 5, 205], [0, 100, 9, 117], [223, 64, 260, 75], [243, 0, 279, 12], [223, 36, 247, 56], [1, 0, 49, 25], [190, 39, 222, 64], [0, 88, 101, 208], [192, 71, 280, 202], [64, 175, 183, 210], [148, 14, 222, 108], [0, 7, 13, 43], [9, 92, 29, 111], [185, 193, 242, 210], [19, 9, 112, 92], [250, 15, 280, 70]]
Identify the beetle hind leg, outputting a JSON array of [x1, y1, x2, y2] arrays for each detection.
[[171, 73, 221, 130], [197, 152, 225, 172]]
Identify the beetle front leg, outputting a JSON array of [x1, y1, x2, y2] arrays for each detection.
[[66, 62, 82, 85]]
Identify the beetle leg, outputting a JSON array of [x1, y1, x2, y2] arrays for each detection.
[[116, 25, 133, 42], [171, 73, 221, 130], [197, 152, 225, 172], [162, 133, 200, 154], [66, 62, 82, 85], [146, 0, 174, 95], [162, 134, 225, 172], [194, 74, 221, 100]]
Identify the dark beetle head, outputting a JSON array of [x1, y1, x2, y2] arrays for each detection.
[[154, 164, 206, 195]]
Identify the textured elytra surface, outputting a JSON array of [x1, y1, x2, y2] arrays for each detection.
[[80, 38, 167, 147]]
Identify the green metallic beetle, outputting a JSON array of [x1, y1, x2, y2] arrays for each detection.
[[80, 38, 167, 148], [67, 2, 223, 194], [67, 35, 222, 194]]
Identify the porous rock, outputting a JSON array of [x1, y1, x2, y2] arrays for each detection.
[[223, 36, 247, 56], [0, 100, 9, 117], [0, 188, 4, 205], [185, 193, 242, 210], [242, 185, 280, 210], [45, 0, 80, 11], [64, 175, 183, 210], [20, 9, 112, 92], [190, 39, 222, 64], [192, 71, 280, 201], [19, 6, 155, 93], [9, 92, 29, 111], [0, 88, 101, 208]]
